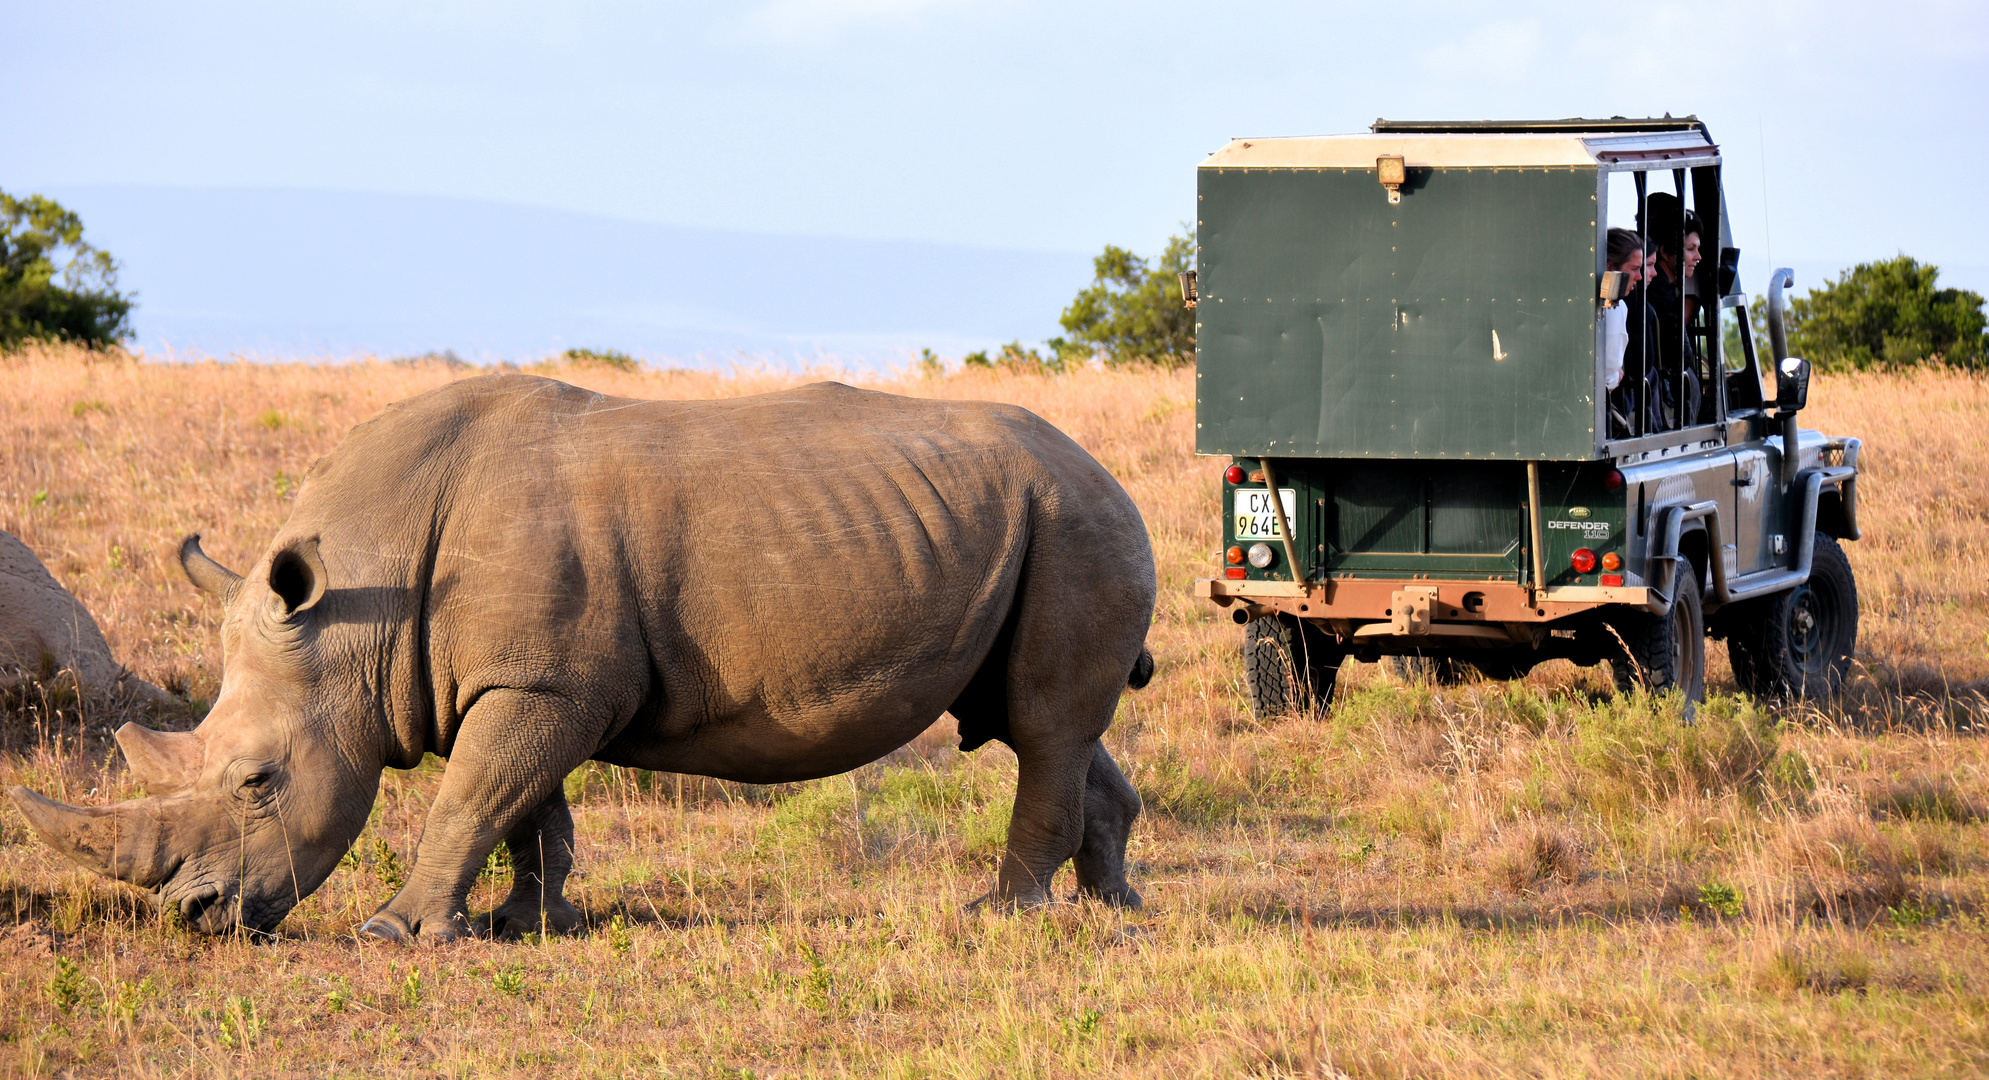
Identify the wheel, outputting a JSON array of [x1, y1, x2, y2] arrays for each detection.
[[1606, 558, 1706, 704], [1243, 614, 1342, 720], [1727, 533, 1859, 700], [1387, 654, 1472, 686]]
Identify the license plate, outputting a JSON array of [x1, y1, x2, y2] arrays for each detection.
[[1232, 488, 1297, 541]]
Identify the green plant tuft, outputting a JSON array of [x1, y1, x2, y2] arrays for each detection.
[[1699, 881, 1743, 917], [47, 957, 84, 1014]]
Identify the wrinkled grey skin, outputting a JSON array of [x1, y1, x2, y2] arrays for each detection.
[[7, 375, 1156, 941]]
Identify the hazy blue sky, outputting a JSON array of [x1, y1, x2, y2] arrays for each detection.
[[4, 0, 1985, 360]]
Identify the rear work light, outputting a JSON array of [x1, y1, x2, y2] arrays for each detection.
[[1570, 548, 1597, 574], [1224, 464, 1246, 484], [1226, 546, 1245, 565], [1600, 551, 1621, 571], [1247, 543, 1276, 569]]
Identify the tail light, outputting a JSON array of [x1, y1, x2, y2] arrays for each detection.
[[1570, 548, 1597, 574], [1600, 551, 1621, 571], [1224, 464, 1246, 484], [1604, 469, 1625, 491]]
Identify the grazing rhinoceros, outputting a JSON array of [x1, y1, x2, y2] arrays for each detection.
[[7, 375, 1156, 941]]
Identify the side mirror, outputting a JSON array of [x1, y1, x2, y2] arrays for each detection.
[[1776, 357, 1810, 412], [1598, 271, 1630, 304], [1718, 247, 1741, 296], [1177, 270, 1198, 310]]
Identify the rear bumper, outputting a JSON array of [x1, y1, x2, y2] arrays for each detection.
[[1194, 576, 1647, 643]]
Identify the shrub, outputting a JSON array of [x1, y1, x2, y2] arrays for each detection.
[[1051, 230, 1195, 368], [1, 190, 134, 348], [1753, 255, 1986, 371], [1572, 692, 1779, 810], [559, 347, 638, 372]]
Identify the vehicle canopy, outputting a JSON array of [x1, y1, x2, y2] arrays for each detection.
[[1194, 117, 1736, 462]]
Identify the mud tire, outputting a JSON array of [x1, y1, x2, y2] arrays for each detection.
[[1726, 533, 1859, 701], [1607, 559, 1706, 705], [1243, 614, 1342, 720]]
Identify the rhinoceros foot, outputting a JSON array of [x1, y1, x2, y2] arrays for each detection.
[[357, 908, 469, 945], [474, 896, 582, 940], [963, 887, 1053, 914], [1078, 883, 1144, 910]]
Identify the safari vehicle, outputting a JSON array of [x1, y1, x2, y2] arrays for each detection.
[[1187, 117, 1863, 717]]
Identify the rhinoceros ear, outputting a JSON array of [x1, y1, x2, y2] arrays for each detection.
[[179, 535, 243, 605], [115, 724, 203, 793], [267, 538, 326, 616]]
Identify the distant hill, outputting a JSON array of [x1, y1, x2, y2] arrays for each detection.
[[43, 185, 1096, 369]]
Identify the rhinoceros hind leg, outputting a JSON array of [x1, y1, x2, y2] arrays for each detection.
[[1071, 741, 1142, 908], [474, 789, 583, 940], [991, 738, 1096, 907]]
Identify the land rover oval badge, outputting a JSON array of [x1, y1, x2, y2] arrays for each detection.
[[1569, 506, 1591, 519]]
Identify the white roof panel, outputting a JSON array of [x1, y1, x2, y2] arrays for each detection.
[[1199, 129, 1717, 169]]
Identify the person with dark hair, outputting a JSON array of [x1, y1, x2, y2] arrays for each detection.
[[1615, 232, 1667, 436], [1639, 193, 1704, 428]]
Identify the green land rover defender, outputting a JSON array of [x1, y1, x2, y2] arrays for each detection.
[[1189, 117, 1862, 716]]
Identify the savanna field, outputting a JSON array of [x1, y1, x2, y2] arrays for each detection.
[[1, 343, 1986, 1078]]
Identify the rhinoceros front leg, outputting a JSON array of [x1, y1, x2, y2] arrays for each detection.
[[472, 789, 583, 940], [359, 689, 596, 944]]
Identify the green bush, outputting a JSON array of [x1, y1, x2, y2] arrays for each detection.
[[560, 347, 638, 372], [957, 340, 1070, 375], [1573, 692, 1779, 809], [1752, 255, 1985, 372], [1051, 230, 1195, 368], [1, 190, 134, 348]]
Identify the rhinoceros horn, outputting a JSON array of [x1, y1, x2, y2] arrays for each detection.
[[5, 786, 179, 888], [178, 534, 242, 604], [115, 724, 203, 793]]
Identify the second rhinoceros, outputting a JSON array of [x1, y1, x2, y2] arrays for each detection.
[[7, 375, 1156, 941]]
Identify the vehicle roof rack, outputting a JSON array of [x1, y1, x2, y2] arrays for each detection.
[[1372, 117, 1705, 135]]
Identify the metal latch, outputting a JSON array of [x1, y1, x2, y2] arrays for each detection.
[[1390, 587, 1439, 636]]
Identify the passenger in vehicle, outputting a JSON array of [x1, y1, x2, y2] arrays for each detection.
[[1640, 194, 1704, 428], [1603, 228, 1644, 438], [1618, 234, 1666, 437]]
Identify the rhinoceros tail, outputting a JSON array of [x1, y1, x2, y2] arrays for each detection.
[[1126, 647, 1155, 690]]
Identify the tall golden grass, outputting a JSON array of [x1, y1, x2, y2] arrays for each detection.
[[1, 343, 1985, 1078]]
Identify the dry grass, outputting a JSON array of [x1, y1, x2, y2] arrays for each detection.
[[1, 343, 1986, 1078]]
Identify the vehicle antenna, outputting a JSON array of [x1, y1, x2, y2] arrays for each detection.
[[1758, 117, 1773, 272]]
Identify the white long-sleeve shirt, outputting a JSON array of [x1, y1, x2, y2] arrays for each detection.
[[1603, 302, 1628, 390]]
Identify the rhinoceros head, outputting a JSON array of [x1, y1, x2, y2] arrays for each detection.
[[7, 535, 378, 935]]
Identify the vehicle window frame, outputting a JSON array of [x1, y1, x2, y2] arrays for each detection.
[[1720, 292, 1772, 409]]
